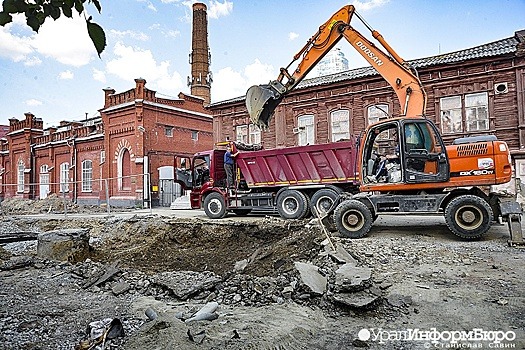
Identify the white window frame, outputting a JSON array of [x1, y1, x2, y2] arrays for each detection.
[[191, 130, 199, 141], [100, 151, 106, 164], [60, 162, 69, 193], [249, 124, 261, 144], [440, 96, 463, 134], [297, 115, 315, 146], [236, 125, 248, 143], [17, 159, 24, 193], [330, 109, 350, 142], [165, 126, 173, 137], [465, 92, 489, 132], [81, 160, 93, 192]]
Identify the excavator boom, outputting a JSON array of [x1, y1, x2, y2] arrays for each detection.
[[247, 5, 427, 129]]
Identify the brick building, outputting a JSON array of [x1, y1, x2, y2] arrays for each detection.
[[0, 79, 213, 207], [209, 30, 525, 184]]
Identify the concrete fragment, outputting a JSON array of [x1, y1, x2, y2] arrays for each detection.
[[326, 245, 358, 265], [185, 302, 219, 323], [335, 264, 372, 292], [112, 281, 130, 296], [332, 291, 380, 309], [294, 262, 327, 295], [37, 229, 89, 262], [0, 256, 33, 270], [154, 271, 221, 300], [233, 259, 249, 272]]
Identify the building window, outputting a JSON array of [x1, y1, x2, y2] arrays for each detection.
[[465, 92, 489, 132], [191, 130, 199, 141], [236, 125, 248, 143], [440, 92, 489, 134], [100, 151, 105, 164], [82, 160, 93, 192], [297, 115, 315, 146], [17, 160, 24, 193], [367, 105, 389, 140], [165, 126, 173, 137], [331, 109, 350, 141], [249, 124, 261, 144], [60, 162, 69, 193], [440, 96, 463, 133]]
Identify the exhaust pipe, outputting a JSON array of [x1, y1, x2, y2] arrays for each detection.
[[246, 83, 284, 129]]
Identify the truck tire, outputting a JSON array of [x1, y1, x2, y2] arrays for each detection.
[[310, 188, 339, 217], [276, 190, 309, 219], [333, 200, 373, 238], [203, 192, 227, 219], [444, 195, 493, 240]]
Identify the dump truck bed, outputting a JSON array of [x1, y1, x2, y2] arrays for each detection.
[[236, 140, 358, 188]]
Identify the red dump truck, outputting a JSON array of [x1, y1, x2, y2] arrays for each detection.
[[175, 141, 359, 219]]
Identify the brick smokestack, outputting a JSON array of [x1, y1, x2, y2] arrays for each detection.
[[188, 2, 212, 105]]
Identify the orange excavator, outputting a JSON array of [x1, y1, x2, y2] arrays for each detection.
[[246, 5, 522, 241]]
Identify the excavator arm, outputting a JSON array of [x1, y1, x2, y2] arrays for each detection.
[[246, 5, 427, 129]]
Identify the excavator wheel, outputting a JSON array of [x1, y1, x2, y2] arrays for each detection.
[[203, 192, 227, 219], [333, 200, 373, 239], [276, 189, 309, 220], [444, 195, 493, 240]]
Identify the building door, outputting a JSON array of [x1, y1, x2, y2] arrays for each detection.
[[39, 165, 50, 199]]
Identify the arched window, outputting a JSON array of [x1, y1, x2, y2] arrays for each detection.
[[17, 160, 24, 193], [82, 160, 93, 192], [368, 104, 389, 140], [118, 148, 131, 190], [60, 162, 69, 192]]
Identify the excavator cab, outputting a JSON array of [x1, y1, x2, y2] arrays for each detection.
[[361, 119, 450, 187]]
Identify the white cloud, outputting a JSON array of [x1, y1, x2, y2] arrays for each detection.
[[110, 29, 150, 41], [25, 99, 42, 106], [289, 32, 299, 41], [93, 68, 106, 83], [212, 59, 275, 102], [166, 30, 181, 39], [58, 70, 74, 80], [24, 56, 42, 66], [351, 0, 389, 11], [208, 0, 233, 19], [147, 2, 157, 12], [31, 15, 96, 66], [0, 22, 33, 62], [105, 42, 183, 94]]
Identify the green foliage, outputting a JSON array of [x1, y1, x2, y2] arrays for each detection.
[[0, 0, 106, 56]]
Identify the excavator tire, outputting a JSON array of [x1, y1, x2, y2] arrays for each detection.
[[203, 192, 227, 219], [333, 200, 373, 239], [276, 190, 309, 220], [444, 195, 493, 240]]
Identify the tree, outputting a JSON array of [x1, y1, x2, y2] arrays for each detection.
[[0, 0, 106, 56]]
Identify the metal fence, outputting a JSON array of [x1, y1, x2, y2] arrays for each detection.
[[0, 174, 153, 217]]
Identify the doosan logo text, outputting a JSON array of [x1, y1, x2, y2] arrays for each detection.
[[355, 41, 384, 66]]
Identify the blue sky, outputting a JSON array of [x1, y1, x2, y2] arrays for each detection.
[[1, 0, 524, 128]]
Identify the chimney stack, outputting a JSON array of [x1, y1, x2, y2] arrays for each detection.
[[188, 2, 212, 105]]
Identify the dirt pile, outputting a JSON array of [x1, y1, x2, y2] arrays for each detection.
[[0, 214, 524, 349]]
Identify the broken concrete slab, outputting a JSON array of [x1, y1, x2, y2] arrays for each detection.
[[334, 264, 372, 292], [326, 244, 358, 265], [332, 291, 380, 309], [112, 281, 131, 296], [294, 262, 327, 295], [37, 228, 89, 262], [82, 261, 120, 289], [154, 271, 222, 300]]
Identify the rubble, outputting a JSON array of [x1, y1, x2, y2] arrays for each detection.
[[0, 210, 524, 349]]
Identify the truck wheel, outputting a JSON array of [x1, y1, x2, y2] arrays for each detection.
[[444, 195, 493, 240], [310, 188, 339, 217], [276, 190, 308, 219], [203, 192, 227, 219], [333, 200, 373, 238]]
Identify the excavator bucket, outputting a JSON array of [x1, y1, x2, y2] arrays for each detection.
[[246, 84, 283, 129]]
